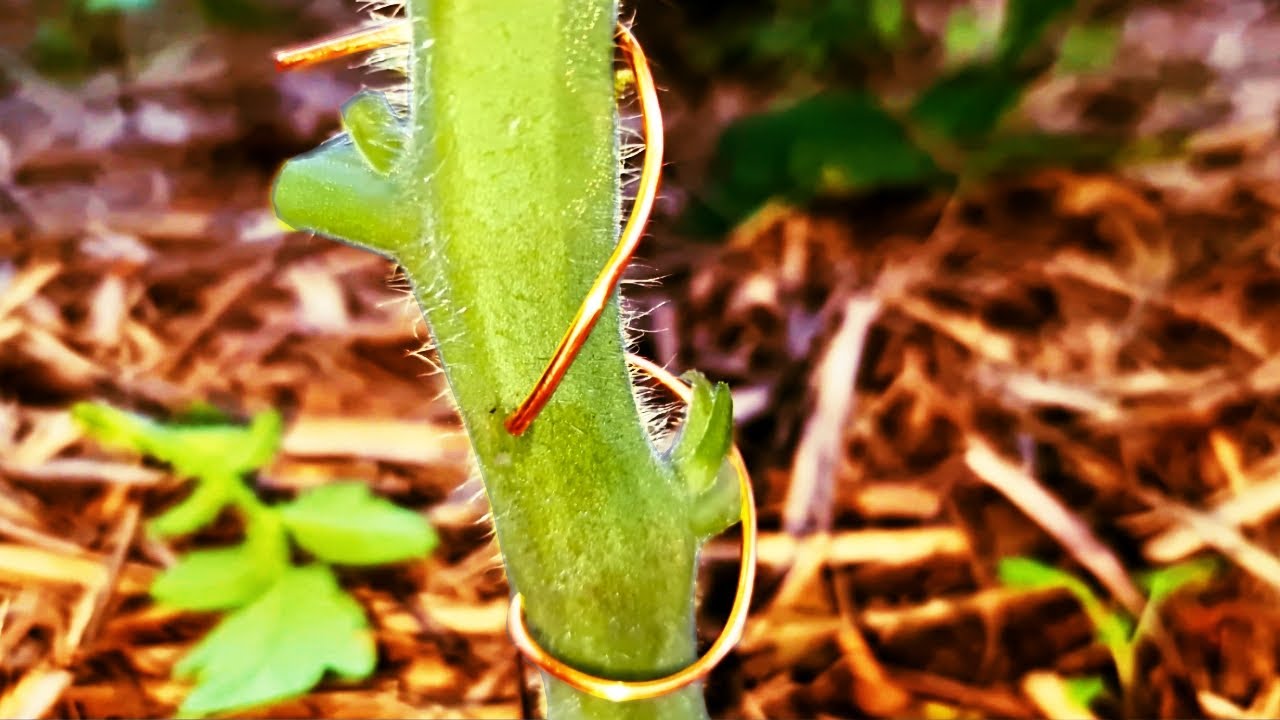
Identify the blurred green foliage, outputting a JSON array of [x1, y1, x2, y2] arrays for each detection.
[[998, 555, 1218, 713], [685, 0, 1149, 233], [73, 402, 436, 717], [28, 0, 289, 77]]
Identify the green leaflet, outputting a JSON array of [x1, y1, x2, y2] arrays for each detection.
[[148, 473, 236, 538], [280, 481, 437, 565], [999, 555, 1219, 695], [151, 511, 289, 611], [75, 401, 438, 715], [71, 403, 282, 481], [175, 565, 376, 717]]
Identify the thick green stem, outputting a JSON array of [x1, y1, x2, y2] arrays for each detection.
[[405, 2, 703, 718], [273, 1, 744, 716]]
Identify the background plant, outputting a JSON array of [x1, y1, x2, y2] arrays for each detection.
[[998, 555, 1218, 716], [72, 402, 437, 717], [679, 0, 1154, 233], [26, 0, 290, 76]]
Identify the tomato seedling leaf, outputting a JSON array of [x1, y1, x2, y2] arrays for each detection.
[[147, 473, 239, 538], [280, 482, 436, 565], [151, 513, 289, 611], [72, 403, 282, 480], [175, 564, 376, 717]]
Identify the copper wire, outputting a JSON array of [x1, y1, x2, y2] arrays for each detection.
[[508, 353, 758, 702], [273, 21, 663, 437], [273, 22, 411, 71], [503, 25, 663, 435]]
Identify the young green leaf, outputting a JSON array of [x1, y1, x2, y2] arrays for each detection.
[[998, 555, 1087, 592], [694, 91, 940, 231], [341, 91, 407, 175], [147, 473, 237, 538], [943, 7, 991, 65], [993, 556, 1116, 627], [1055, 23, 1121, 75], [72, 403, 282, 480], [152, 509, 289, 610], [670, 373, 734, 496], [1062, 675, 1107, 712], [175, 564, 376, 717], [1139, 557, 1217, 606], [688, 460, 742, 541], [279, 482, 436, 565], [999, 556, 1136, 682]]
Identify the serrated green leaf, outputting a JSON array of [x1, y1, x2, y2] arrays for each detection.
[[151, 539, 282, 611], [152, 510, 288, 610], [279, 482, 436, 565], [689, 459, 742, 541], [693, 91, 941, 230], [175, 564, 376, 717]]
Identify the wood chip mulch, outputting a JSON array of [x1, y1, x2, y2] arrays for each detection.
[[4, 1, 1280, 718]]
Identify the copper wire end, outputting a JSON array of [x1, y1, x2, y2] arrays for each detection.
[[504, 25, 664, 436], [273, 21, 411, 71]]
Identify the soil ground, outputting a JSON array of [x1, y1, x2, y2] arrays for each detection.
[[3, 1, 1280, 718]]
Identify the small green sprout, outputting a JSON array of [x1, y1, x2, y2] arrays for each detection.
[[72, 402, 437, 717], [998, 555, 1218, 710]]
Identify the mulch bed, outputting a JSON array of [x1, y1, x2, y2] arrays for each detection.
[[4, 1, 1280, 718]]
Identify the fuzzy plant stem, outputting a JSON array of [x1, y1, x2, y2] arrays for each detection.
[[272, 0, 746, 718], [404, 4, 705, 717], [403, 4, 705, 717]]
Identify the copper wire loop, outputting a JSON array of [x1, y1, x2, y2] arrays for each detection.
[[508, 353, 758, 703], [273, 20, 664, 437], [275, 21, 756, 702]]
